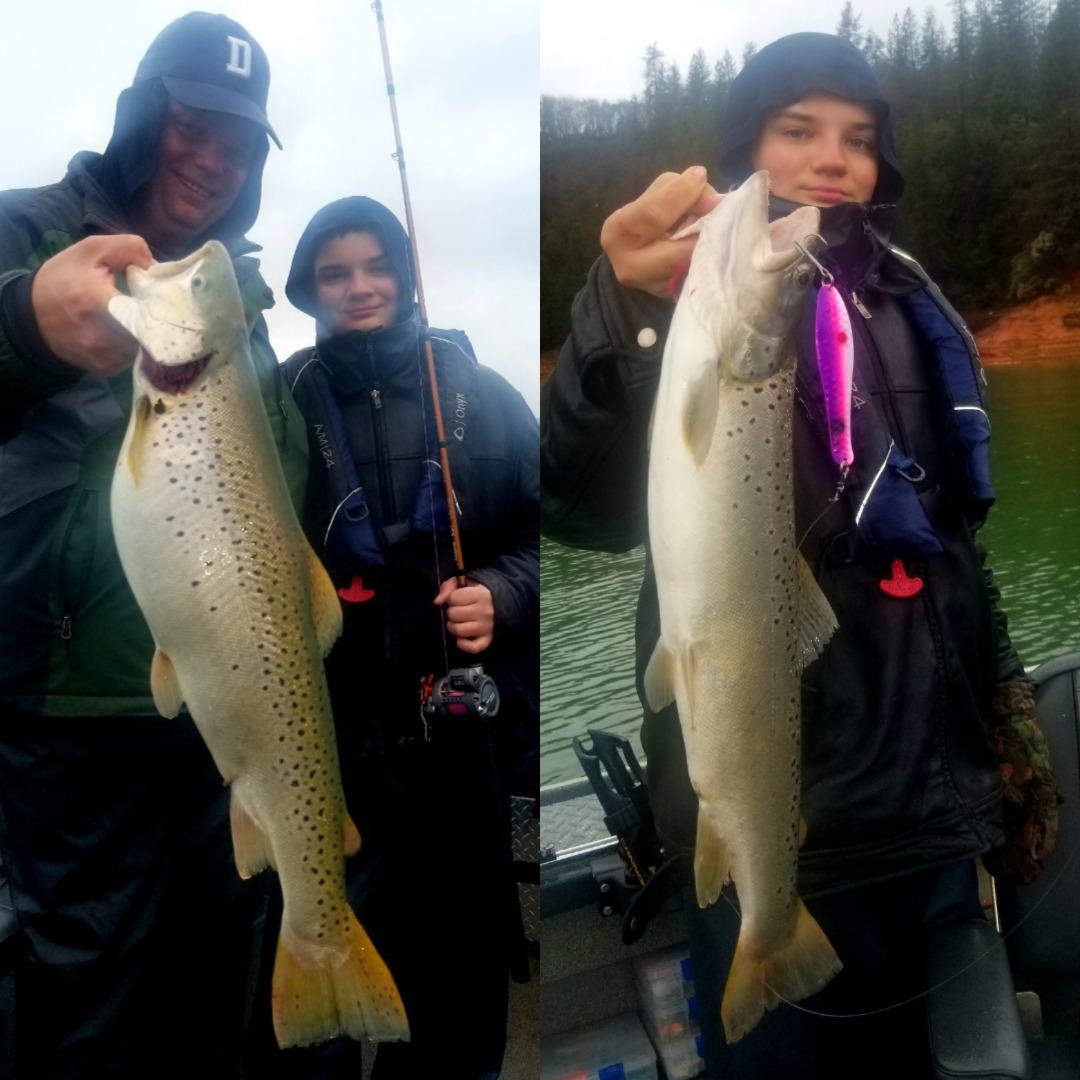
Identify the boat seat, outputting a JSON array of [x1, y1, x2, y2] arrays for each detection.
[[925, 917, 1031, 1079], [992, 652, 1080, 1077]]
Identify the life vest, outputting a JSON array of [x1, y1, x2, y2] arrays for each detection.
[[816, 251, 995, 559]]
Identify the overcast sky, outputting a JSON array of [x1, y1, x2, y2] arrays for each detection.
[[1, 1, 539, 412], [542, 0, 920, 101]]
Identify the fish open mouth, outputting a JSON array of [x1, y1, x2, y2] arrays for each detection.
[[141, 352, 212, 396]]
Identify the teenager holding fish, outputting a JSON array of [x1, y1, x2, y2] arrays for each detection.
[[0, 13, 308, 1076], [245, 195, 539, 1077], [542, 32, 1057, 1077]]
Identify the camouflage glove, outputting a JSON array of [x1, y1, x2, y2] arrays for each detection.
[[982, 678, 1061, 884]]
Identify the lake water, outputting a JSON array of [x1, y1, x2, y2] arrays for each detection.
[[540, 360, 1080, 787]]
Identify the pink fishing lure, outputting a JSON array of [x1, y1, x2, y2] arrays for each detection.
[[814, 283, 855, 470]]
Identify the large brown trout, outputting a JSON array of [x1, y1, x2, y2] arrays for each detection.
[[109, 240, 408, 1048], [645, 171, 841, 1042]]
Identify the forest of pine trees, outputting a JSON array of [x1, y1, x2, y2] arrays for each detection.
[[540, 0, 1080, 348]]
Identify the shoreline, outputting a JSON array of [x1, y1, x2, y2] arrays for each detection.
[[969, 278, 1080, 366], [540, 279, 1080, 382]]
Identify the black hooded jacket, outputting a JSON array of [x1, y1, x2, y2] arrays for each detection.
[[98, 77, 272, 252], [283, 198, 539, 797], [0, 71, 308, 718], [541, 35, 1022, 894]]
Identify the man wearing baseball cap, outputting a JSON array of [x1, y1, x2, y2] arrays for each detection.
[[0, 13, 307, 1076]]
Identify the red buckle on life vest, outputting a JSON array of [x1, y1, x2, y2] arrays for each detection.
[[338, 574, 375, 603], [879, 558, 923, 599]]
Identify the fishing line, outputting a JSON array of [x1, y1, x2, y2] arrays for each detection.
[[713, 829, 1080, 1022], [794, 479, 846, 557]]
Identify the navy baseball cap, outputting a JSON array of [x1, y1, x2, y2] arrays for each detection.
[[134, 11, 282, 148]]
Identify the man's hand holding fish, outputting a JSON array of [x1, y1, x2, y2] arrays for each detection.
[[31, 234, 152, 373]]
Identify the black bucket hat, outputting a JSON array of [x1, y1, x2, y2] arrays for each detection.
[[134, 11, 282, 149], [718, 33, 903, 203]]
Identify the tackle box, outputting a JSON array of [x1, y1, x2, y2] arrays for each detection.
[[641, 1013, 706, 1079], [634, 944, 699, 1035], [634, 944, 706, 1077], [539, 1011, 658, 1080]]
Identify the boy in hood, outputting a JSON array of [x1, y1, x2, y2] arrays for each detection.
[[245, 196, 538, 1077], [0, 13, 307, 1076], [542, 32, 1054, 1077]]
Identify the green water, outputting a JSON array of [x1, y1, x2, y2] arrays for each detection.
[[539, 361, 1080, 787], [980, 361, 1080, 664]]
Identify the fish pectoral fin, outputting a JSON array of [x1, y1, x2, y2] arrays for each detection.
[[150, 648, 184, 718], [229, 791, 276, 878], [273, 913, 409, 1047], [343, 814, 361, 858], [694, 809, 732, 908], [643, 639, 677, 712], [307, 544, 343, 657], [126, 394, 152, 489], [721, 899, 842, 1043], [795, 553, 838, 672], [682, 358, 722, 465]]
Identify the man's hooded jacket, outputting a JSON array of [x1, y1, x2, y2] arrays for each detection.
[[0, 73, 308, 717]]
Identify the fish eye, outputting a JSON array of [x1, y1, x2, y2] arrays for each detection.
[[193, 277, 203, 288], [795, 266, 812, 287]]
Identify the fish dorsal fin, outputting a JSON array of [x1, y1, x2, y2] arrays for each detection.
[[307, 545, 343, 657], [795, 553, 838, 670]]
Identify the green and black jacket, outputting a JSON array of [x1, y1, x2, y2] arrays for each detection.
[[0, 152, 308, 717]]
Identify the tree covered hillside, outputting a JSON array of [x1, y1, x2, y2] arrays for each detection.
[[541, 0, 1080, 348]]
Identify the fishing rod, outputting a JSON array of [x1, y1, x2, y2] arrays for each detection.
[[370, 7, 529, 986], [372, 0, 467, 589]]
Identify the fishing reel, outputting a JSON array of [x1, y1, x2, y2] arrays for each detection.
[[423, 665, 500, 720]]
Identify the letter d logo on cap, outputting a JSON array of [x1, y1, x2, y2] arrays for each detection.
[[226, 36, 252, 78]]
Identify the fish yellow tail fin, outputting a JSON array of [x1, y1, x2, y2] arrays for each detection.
[[272, 912, 410, 1048], [720, 899, 841, 1043]]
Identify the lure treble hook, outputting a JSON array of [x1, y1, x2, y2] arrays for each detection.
[[793, 236, 833, 286]]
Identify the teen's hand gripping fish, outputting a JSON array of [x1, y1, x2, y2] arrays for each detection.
[[109, 240, 409, 1049], [644, 171, 842, 1043]]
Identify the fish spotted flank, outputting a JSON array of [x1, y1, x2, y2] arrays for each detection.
[[109, 240, 408, 1049], [645, 171, 841, 1043]]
